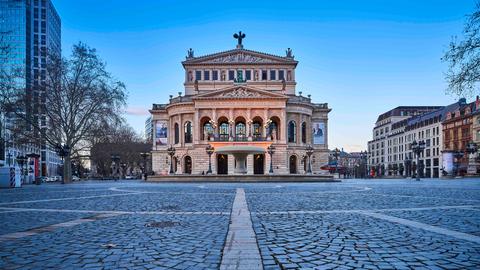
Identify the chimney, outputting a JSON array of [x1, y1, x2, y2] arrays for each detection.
[[476, 96, 480, 110]]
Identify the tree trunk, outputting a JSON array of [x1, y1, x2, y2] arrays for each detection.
[[63, 155, 72, 183]]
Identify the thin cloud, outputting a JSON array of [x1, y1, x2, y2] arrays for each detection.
[[125, 106, 149, 116]]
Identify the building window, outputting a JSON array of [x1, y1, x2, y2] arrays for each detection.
[[219, 122, 229, 141], [174, 123, 179, 144], [301, 122, 307, 143], [235, 122, 246, 140], [204, 70, 210, 80], [212, 70, 218, 81], [279, 70, 285, 80], [245, 70, 251, 81], [195, 70, 202, 81], [262, 70, 267, 80], [270, 70, 276, 80], [203, 122, 213, 140], [228, 70, 235, 80], [288, 121, 296, 143], [184, 121, 192, 143]]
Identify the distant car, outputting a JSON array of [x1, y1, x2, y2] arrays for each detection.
[[45, 176, 56, 182], [72, 176, 80, 181], [125, 175, 135, 180], [53, 176, 62, 182]]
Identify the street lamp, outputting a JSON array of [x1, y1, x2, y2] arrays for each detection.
[[167, 145, 176, 174], [410, 140, 426, 181], [6, 152, 12, 166], [267, 145, 275, 174], [26, 153, 41, 185], [140, 152, 150, 180], [334, 148, 340, 175], [110, 154, 120, 180], [56, 144, 70, 184], [120, 163, 127, 179], [453, 151, 464, 177], [305, 145, 314, 174], [15, 155, 27, 184], [466, 141, 478, 176], [205, 145, 215, 174]]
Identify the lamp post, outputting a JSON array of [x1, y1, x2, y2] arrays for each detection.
[[305, 145, 314, 174], [140, 152, 150, 180], [410, 140, 426, 181], [167, 145, 176, 174], [453, 151, 464, 177], [15, 155, 27, 184], [120, 163, 127, 179], [333, 148, 340, 175], [466, 141, 478, 176], [6, 152, 12, 166], [26, 153, 41, 185], [205, 145, 214, 174], [267, 145, 275, 174], [110, 154, 120, 180], [56, 144, 71, 184]]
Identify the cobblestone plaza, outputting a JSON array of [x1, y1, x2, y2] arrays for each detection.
[[0, 179, 479, 269]]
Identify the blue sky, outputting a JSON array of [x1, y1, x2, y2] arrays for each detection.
[[53, 0, 476, 151]]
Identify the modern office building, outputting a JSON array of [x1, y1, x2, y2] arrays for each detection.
[[145, 116, 153, 143], [149, 33, 331, 175], [0, 0, 61, 177]]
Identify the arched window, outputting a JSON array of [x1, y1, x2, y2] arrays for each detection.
[[235, 122, 246, 140], [253, 122, 262, 140], [219, 121, 229, 141], [301, 122, 307, 143], [174, 123, 179, 144], [269, 116, 281, 140], [288, 121, 296, 143], [203, 122, 213, 141], [184, 156, 192, 174], [184, 121, 192, 143]]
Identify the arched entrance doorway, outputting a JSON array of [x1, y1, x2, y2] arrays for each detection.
[[289, 155, 297, 174], [217, 154, 228, 175], [184, 156, 192, 174], [254, 154, 264, 174], [173, 157, 178, 173]]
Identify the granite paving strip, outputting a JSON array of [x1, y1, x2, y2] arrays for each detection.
[[360, 211, 480, 244], [0, 213, 124, 242], [0, 191, 147, 205], [220, 188, 263, 270], [254, 204, 478, 215], [0, 206, 230, 215]]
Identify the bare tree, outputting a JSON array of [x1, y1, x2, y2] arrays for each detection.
[[90, 123, 149, 178], [45, 43, 127, 182], [443, 2, 480, 97], [1, 42, 127, 182]]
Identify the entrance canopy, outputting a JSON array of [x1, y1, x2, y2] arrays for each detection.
[[210, 142, 272, 174]]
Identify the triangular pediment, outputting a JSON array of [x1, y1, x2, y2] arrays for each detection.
[[193, 85, 287, 100], [183, 49, 297, 65]]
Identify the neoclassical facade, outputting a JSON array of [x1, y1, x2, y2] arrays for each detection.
[[150, 34, 331, 176]]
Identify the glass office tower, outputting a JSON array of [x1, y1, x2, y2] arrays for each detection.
[[0, 0, 61, 177]]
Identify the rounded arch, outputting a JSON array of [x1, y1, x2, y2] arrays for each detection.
[[252, 116, 263, 140], [289, 155, 298, 174], [200, 116, 213, 141], [184, 155, 192, 174], [218, 116, 229, 141], [269, 116, 281, 140], [235, 116, 247, 140], [184, 121, 192, 143], [288, 120, 296, 143], [301, 122, 307, 144], [174, 123, 180, 144]]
